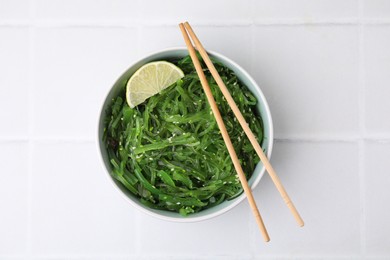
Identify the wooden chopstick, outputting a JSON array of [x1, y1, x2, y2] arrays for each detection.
[[179, 23, 270, 242], [183, 21, 304, 227]]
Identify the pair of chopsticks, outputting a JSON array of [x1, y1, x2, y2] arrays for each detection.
[[179, 22, 304, 242]]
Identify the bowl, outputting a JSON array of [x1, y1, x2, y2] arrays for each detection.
[[97, 47, 273, 222]]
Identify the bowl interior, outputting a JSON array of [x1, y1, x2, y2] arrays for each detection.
[[98, 48, 273, 222]]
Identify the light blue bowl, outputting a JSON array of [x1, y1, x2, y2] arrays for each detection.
[[97, 47, 273, 222]]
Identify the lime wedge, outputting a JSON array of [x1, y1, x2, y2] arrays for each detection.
[[126, 61, 184, 108]]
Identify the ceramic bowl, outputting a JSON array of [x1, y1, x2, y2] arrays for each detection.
[[97, 47, 273, 222]]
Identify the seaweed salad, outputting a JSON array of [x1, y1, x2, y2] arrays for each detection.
[[103, 55, 264, 216]]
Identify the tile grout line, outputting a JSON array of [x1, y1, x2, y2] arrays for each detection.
[[26, 28, 34, 260], [134, 1, 141, 254], [249, 0, 256, 254], [26, 39, 34, 260], [358, 136, 366, 256], [358, 0, 366, 256], [2, 136, 390, 143], [1, 19, 390, 28], [26, 0, 36, 257]]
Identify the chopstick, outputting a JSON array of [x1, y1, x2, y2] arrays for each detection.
[[179, 23, 270, 242], [183, 22, 304, 227]]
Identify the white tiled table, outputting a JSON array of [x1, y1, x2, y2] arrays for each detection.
[[1, 0, 390, 259]]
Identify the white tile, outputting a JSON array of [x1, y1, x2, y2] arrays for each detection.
[[35, 0, 138, 21], [31, 142, 137, 254], [138, 26, 183, 55], [189, 26, 253, 72], [33, 28, 138, 138], [139, 0, 252, 24], [252, 26, 359, 137], [0, 28, 29, 137], [139, 26, 252, 71], [364, 0, 390, 18], [253, 0, 358, 21], [138, 201, 252, 256], [0, 0, 29, 20], [251, 141, 360, 255], [364, 26, 390, 134], [0, 142, 28, 254], [365, 142, 390, 255]]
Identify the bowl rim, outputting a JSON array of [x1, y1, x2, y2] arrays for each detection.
[[96, 46, 274, 222]]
